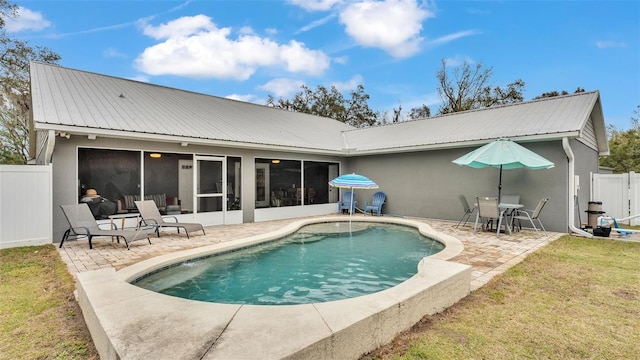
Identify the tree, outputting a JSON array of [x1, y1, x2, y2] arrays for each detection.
[[386, 102, 431, 123], [0, 0, 61, 164], [599, 105, 640, 173], [267, 84, 378, 128], [533, 87, 585, 100], [407, 105, 431, 120], [435, 59, 525, 114]]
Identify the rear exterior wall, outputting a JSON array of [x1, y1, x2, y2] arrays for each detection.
[[347, 139, 593, 233]]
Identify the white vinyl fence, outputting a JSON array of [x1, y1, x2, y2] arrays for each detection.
[[591, 171, 640, 226], [0, 165, 53, 249]]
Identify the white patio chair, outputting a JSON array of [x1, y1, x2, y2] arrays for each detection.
[[474, 196, 509, 236], [512, 198, 549, 237], [456, 195, 476, 228], [60, 203, 151, 249], [135, 200, 205, 238]]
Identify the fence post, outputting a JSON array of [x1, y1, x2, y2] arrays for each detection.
[[631, 171, 639, 226]]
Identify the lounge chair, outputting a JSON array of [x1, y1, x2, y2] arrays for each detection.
[[338, 191, 356, 214], [512, 198, 549, 237], [59, 203, 151, 249], [455, 195, 476, 228], [363, 191, 386, 216], [474, 196, 510, 236], [135, 200, 205, 238]]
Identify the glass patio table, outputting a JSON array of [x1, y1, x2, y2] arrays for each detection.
[[499, 203, 524, 234]]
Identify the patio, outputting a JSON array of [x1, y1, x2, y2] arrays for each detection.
[[57, 214, 562, 291]]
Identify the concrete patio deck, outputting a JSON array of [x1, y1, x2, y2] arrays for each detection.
[[57, 215, 564, 359]]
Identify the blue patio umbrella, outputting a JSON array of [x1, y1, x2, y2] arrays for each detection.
[[452, 139, 554, 202], [329, 173, 379, 217]]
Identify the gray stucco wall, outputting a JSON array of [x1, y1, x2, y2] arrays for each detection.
[[347, 139, 597, 233], [49, 135, 599, 240], [50, 136, 343, 243], [570, 139, 602, 228]]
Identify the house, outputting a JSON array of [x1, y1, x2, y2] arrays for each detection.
[[29, 62, 608, 241]]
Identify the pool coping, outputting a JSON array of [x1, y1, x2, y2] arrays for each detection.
[[76, 216, 471, 359]]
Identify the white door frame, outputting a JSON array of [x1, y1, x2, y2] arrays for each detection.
[[194, 155, 226, 222]]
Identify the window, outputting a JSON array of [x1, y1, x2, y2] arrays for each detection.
[[303, 161, 336, 205], [256, 158, 339, 207], [144, 151, 192, 212], [78, 148, 140, 202], [78, 148, 241, 215]]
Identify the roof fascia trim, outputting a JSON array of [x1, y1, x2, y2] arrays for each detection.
[[34, 124, 345, 156], [591, 94, 610, 155], [340, 132, 581, 156]]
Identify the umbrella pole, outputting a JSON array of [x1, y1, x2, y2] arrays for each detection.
[[349, 187, 354, 232], [498, 165, 503, 203]]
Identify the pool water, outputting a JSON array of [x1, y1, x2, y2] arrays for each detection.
[[133, 222, 445, 305]]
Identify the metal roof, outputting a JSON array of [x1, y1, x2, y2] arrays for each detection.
[[30, 62, 353, 153], [342, 91, 608, 155], [30, 62, 608, 156]]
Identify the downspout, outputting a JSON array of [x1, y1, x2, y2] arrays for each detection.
[[45, 129, 56, 165], [562, 137, 593, 238]]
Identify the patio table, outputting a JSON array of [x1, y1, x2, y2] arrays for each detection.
[[108, 213, 141, 231], [499, 203, 524, 233]]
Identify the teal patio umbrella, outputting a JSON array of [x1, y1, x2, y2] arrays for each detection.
[[329, 173, 379, 219], [452, 139, 555, 202]]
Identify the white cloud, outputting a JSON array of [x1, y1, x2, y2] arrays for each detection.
[[427, 30, 479, 47], [279, 40, 330, 74], [259, 78, 305, 97], [443, 55, 474, 68], [225, 94, 257, 102], [330, 74, 363, 92], [405, 91, 441, 108], [135, 15, 330, 80], [3, 6, 51, 33], [297, 13, 336, 33], [104, 48, 128, 59], [338, 0, 433, 58], [595, 40, 626, 49], [333, 56, 348, 65], [288, 0, 343, 11], [129, 75, 150, 83], [238, 26, 254, 35], [141, 14, 216, 39]]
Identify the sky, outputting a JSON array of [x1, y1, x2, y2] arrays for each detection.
[[6, 0, 640, 130]]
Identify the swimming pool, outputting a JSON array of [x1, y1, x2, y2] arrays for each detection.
[[133, 222, 445, 305], [76, 216, 470, 359]]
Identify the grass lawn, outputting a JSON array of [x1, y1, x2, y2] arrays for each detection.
[[1, 235, 638, 359], [362, 235, 640, 359], [0, 245, 98, 360]]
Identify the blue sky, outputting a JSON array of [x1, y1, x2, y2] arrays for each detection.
[[7, 0, 640, 129]]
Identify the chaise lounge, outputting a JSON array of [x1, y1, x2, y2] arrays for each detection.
[[59, 203, 151, 249], [135, 200, 205, 238]]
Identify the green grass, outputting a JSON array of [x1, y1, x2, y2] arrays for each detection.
[[362, 236, 640, 359], [0, 245, 98, 360]]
